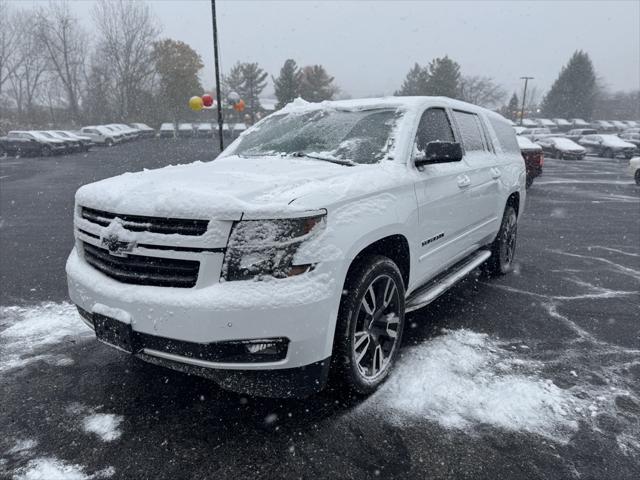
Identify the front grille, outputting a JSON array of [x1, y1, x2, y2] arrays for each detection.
[[83, 242, 199, 288], [81, 206, 209, 236]]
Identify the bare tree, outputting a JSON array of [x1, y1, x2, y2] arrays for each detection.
[[7, 11, 49, 123], [92, 0, 160, 120], [36, 1, 86, 122], [460, 75, 507, 108], [0, 0, 22, 115]]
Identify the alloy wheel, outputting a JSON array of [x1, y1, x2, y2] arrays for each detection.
[[352, 274, 402, 380]]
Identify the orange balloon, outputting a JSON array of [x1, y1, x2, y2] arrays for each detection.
[[233, 99, 245, 112], [189, 96, 203, 111]]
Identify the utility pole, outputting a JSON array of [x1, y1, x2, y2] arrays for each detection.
[[519, 76, 534, 126], [211, 0, 224, 151]]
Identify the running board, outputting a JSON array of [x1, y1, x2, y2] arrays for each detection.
[[405, 249, 491, 313]]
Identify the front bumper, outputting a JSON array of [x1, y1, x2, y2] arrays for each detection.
[[66, 248, 340, 395]]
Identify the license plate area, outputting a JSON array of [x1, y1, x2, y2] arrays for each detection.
[[93, 314, 139, 354]]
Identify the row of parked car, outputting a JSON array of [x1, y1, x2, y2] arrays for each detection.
[[516, 126, 639, 160], [516, 118, 639, 133], [516, 126, 640, 188], [158, 122, 248, 139], [0, 123, 156, 157]]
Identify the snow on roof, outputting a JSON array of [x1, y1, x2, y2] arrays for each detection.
[[516, 136, 541, 151]]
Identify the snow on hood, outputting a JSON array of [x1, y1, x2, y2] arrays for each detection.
[[75, 155, 406, 219]]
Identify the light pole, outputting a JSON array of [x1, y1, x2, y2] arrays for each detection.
[[210, 0, 224, 151], [519, 76, 534, 126]]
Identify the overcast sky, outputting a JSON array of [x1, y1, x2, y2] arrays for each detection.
[[22, 0, 640, 99]]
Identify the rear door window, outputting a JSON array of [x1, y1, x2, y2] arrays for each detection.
[[453, 111, 486, 152]]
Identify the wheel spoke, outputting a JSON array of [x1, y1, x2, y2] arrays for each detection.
[[382, 278, 397, 308], [372, 345, 384, 375], [354, 331, 369, 350], [362, 285, 376, 315], [355, 335, 371, 367]]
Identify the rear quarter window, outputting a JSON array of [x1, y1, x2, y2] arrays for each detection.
[[488, 117, 520, 154]]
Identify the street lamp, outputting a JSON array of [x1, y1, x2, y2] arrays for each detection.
[[210, 0, 224, 151], [519, 76, 534, 126]]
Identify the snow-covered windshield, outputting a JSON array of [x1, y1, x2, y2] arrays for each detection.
[[231, 108, 401, 164], [550, 137, 583, 149]]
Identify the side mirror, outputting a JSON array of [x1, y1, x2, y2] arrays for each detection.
[[415, 142, 463, 166]]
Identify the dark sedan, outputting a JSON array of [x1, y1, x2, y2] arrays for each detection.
[[536, 136, 586, 160]]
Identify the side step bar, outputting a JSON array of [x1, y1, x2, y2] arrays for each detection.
[[405, 249, 491, 313]]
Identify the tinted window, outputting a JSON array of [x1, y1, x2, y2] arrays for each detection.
[[454, 111, 485, 152], [489, 117, 520, 154], [414, 108, 455, 152]]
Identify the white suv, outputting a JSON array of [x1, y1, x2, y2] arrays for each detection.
[[66, 97, 526, 398]]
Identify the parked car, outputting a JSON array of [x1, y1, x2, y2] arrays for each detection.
[[591, 120, 615, 132], [79, 126, 120, 146], [578, 134, 637, 159], [6, 131, 67, 156], [618, 132, 640, 148], [1, 132, 47, 157], [52, 131, 94, 151], [622, 127, 640, 135], [570, 118, 590, 127], [609, 120, 628, 132], [629, 157, 640, 185], [196, 123, 213, 138], [517, 135, 543, 187], [521, 118, 537, 128], [535, 118, 556, 129], [536, 136, 586, 160], [106, 124, 137, 141], [520, 127, 552, 141], [159, 123, 176, 138], [566, 128, 597, 141], [177, 123, 195, 137], [66, 97, 526, 398], [130, 123, 155, 138], [552, 118, 572, 131], [624, 121, 639, 129], [38, 131, 82, 153]]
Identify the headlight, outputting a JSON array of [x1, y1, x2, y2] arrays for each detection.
[[222, 214, 326, 281]]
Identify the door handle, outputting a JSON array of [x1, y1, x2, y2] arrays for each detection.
[[491, 167, 502, 179], [457, 175, 471, 188]]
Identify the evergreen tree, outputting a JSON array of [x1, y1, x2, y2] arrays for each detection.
[[395, 63, 428, 96], [298, 65, 337, 102], [221, 62, 244, 101], [507, 92, 519, 120], [240, 62, 268, 122], [425, 56, 461, 98], [273, 59, 300, 109], [540, 50, 597, 120]]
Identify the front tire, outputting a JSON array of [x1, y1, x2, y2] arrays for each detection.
[[604, 148, 615, 159], [41, 146, 51, 157], [330, 255, 406, 396], [484, 205, 518, 276]]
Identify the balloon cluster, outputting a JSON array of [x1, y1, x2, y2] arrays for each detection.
[[188, 92, 245, 112]]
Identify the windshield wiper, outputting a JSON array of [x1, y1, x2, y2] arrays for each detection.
[[290, 152, 356, 166]]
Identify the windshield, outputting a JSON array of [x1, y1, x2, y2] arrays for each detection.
[[231, 108, 400, 164]]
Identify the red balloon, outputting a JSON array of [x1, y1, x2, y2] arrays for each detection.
[[202, 94, 214, 107]]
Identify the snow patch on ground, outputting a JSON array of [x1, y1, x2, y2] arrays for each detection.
[[7, 439, 38, 456], [0, 303, 92, 374], [13, 458, 114, 480], [82, 413, 123, 442], [362, 329, 579, 440]]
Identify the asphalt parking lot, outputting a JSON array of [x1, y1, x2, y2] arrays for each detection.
[[1, 140, 639, 479]]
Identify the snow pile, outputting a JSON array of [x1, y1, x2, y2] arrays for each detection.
[[82, 413, 123, 442], [13, 458, 114, 480], [0, 303, 92, 373], [365, 329, 579, 438]]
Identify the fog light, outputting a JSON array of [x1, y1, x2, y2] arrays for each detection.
[[246, 342, 277, 354]]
